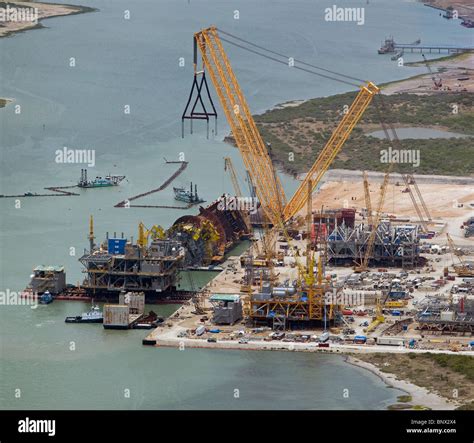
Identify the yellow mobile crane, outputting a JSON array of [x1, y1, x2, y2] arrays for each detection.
[[446, 233, 474, 277]]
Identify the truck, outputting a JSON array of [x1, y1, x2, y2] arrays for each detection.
[[318, 332, 330, 343], [353, 335, 367, 344], [376, 336, 405, 346], [195, 325, 206, 336]]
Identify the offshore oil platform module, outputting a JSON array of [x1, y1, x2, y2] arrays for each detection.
[[79, 196, 250, 298]]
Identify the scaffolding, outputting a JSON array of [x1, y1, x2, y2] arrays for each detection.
[[249, 282, 338, 330], [79, 239, 184, 296], [327, 221, 420, 268]]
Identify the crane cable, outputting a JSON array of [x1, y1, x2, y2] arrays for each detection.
[[217, 27, 365, 87]]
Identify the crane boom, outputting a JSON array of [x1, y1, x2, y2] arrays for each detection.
[[283, 82, 380, 222], [355, 161, 395, 272], [362, 171, 373, 226], [224, 157, 243, 197], [195, 26, 286, 225], [446, 233, 474, 277]]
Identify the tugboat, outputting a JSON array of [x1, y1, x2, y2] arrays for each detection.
[[78, 169, 125, 188], [65, 304, 103, 323], [173, 182, 205, 204], [39, 291, 53, 304], [378, 37, 395, 54]]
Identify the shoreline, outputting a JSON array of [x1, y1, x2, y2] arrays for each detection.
[[345, 355, 458, 410], [245, 51, 474, 178], [0, 1, 97, 39]]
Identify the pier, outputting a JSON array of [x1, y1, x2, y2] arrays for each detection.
[[394, 44, 474, 54]]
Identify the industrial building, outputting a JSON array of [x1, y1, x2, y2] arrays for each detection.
[[210, 294, 243, 325]]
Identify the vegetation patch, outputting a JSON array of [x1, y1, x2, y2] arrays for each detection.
[[247, 91, 474, 177], [356, 353, 474, 408]]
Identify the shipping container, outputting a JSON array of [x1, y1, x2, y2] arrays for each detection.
[[376, 336, 405, 346], [103, 305, 130, 329]]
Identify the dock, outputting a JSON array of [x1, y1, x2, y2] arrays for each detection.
[[394, 44, 474, 54]]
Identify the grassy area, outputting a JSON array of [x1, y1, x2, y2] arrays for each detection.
[[356, 353, 474, 408], [251, 91, 474, 177]]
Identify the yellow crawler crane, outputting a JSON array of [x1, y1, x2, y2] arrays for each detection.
[[191, 26, 379, 227], [446, 233, 474, 277], [354, 162, 395, 273], [186, 27, 379, 322], [193, 27, 286, 226]]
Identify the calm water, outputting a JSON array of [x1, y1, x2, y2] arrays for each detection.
[[1, 0, 470, 409]]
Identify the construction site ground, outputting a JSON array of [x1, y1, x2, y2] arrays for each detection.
[[147, 244, 474, 355], [145, 169, 474, 355]]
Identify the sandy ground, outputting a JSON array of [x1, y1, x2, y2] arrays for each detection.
[[382, 53, 474, 95], [0, 1, 88, 38], [296, 168, 474, 246], [311, 175, 474, 243], [424, 0, 474, 21]]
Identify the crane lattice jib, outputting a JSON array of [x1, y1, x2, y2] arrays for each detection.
[[196, 27, 286, 225], [358, 161, 395, 271], [224, 157, 243, 197], [283, 82, 379, 222], [363, 171, 373, 226]]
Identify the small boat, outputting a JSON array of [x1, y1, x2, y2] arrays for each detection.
[[173, 182, 204, 204], [378, 37, 395, 54], [78, 169, 125, 188], [391, 50, 404, 61], [65, 305, 103, 323], [39, 291, 53, 304]]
